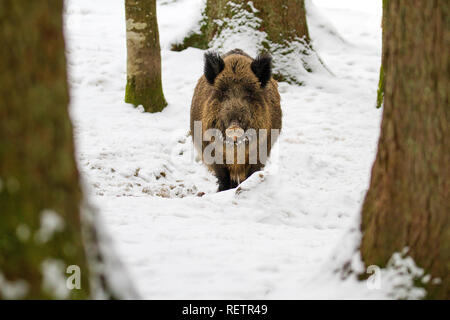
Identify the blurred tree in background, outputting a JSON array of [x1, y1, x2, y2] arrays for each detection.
[[0, 0, 130, 299], [359, 0, 449, 299]]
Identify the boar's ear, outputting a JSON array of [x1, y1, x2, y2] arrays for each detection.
[[204, 51, 225, 85], [251, 53, 272, 88]]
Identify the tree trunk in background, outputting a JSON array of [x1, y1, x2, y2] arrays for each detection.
[[197, 0, 310, 47], [125, 0, 167, 113], [0, 1, 134, 300], [172, 0, 322, 84], [0, 1, 91, 299], [360, 0, 449, 299]]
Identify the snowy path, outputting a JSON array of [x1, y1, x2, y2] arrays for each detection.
[[65, 0, 386, 298]]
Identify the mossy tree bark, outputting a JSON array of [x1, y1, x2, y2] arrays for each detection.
[[173, 0, 321, 84], [125, 0, 167, 113], [0, 1, 91, 299], [360, 0, 449, 299], [0, 1, 130, 300], [179, 0, 310, 48]]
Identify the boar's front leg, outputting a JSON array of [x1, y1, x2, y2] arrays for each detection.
[[213, 165, 231, 192], [246, 164, 263, 180]]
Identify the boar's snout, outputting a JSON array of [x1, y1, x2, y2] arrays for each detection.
[[220, 102, 251, 133], [225, 122, 244, 141]]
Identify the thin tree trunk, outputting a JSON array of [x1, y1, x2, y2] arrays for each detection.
[[360, 0, 449, 299], [0, 1, 136, 300], [125, 0, 167, 113], [0, 1, 91, 299]]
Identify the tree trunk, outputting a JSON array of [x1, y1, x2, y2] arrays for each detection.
[[0, 1, 91, 299], [172, 0, 322, 85], [198, 0, 309, 47], [0, 1, 134, 300], [360, 0, 449, 299], [125, 0, 167, 113]]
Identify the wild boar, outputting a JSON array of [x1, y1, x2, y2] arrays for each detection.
[[190, 49, 282, 191]]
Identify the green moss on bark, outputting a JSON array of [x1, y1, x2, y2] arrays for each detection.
[[360, 0, 449, 299], [173, 0, 311, 51], [170, 0, 326, 85], [0, 1, 90, 299], [125, 76, 167, 113], [125, 0, 167, 113], [376, 64, 384, 108], [171, 31, 209, 51]]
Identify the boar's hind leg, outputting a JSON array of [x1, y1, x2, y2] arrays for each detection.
[[213, 166, 231, 192]]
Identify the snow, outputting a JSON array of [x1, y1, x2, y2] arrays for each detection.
[[15, 224, 31, 242], [177, 0, 328, 84], [41, 259, 70, 299], [35, 210, 65, 243], [62, 0, 400, 299], [0, 272, 29, 299]]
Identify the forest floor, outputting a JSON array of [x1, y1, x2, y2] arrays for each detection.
[[65, 0, 391, 298]]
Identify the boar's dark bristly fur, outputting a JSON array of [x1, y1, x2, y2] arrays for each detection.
[[204, 51, 225, 85], [250, 53, 272, 88], [190, 49, 282, 191]]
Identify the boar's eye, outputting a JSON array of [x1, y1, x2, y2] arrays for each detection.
[[214, 88, 228, 101], [243, 86, 257, 102], [218, 84, 229, 93], [244, 95, 255, 103], [213, 84, 228, 101]]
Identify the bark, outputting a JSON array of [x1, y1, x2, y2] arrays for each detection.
[[172, 0, 320, 84], [360, 0, 449, 299], [0, 1, 90, 299], [125, 0, 167, 113], [191, 0, 310, 47], [0, 1, 134, 300], [376, 0, 387, 108]]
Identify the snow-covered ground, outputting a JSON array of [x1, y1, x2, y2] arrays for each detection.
[[64, 0, 389, 299]]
